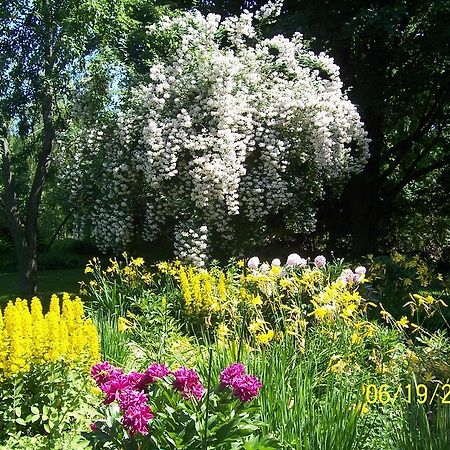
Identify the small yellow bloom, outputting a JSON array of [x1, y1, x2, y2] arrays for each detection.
[[402, 278, 412, 287], [351, 332, 361, 344], [397, 316, 409, 329], [217, 323, 230, 338], [118, 316, 131, 333], [131, 257, 145, 267], [84, 266, 94, 274], [248, 319, 265, 333], [257, 329, 274, 344], [251, 295, 262, 306]]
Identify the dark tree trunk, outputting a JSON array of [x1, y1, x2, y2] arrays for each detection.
[[1, 137, 38, 295], [1, 85, 54, 296]]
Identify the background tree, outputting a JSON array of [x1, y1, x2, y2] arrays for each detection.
[[64, 5, 369, 266], [192, 0, 450, 257], [0, 0, 138, 294]]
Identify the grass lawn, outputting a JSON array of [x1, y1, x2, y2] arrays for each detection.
[[0, 268, 85, 307]]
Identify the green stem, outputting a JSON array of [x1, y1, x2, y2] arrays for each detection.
[[203, 347, 213, 450]]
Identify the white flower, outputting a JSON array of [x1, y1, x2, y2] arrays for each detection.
[[247, 256, 260, 269], [354, 266, 367, 275], [260, 262, 270, 273], [271, 258, 281, 267], [314, 255, 326, 269], [286, 253, 302, 266]]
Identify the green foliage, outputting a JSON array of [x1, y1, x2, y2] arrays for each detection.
[[0, 363, 96, 446]]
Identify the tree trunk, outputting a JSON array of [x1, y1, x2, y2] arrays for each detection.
[[17, 246, 38, 296], [1, 137, 37, 295]]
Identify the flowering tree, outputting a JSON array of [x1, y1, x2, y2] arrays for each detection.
[[64, 1, 369, 265]]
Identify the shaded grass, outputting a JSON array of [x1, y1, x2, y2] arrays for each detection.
[[0, 268, 84, 308]]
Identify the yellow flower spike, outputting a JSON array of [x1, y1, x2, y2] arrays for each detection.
[[49, 294, 60, 316]]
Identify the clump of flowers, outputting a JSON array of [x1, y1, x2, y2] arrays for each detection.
[[220, 363, 263, 402], [0, 294, 100, 379], [88, 360, 266, 448], [63, 1, 369, 266]]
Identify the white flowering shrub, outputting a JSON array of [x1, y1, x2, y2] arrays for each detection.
[[62, 1, 369, 265]]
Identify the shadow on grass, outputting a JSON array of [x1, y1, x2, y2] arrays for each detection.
[[0, 268, 85, 310]]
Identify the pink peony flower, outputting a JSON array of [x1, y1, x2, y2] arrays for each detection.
[[122, 404, 154, 435], [231, 374, 263, 402], [220, 363, 246, 388], [247, 256, 260, 269], [101, 373, 132, 404], [117, 388, 149, 412], [91, 361, 123, 386], [173, 367, 204, 400], [126, 371, 146, 390], [314, 255, 326, 269], [144, 363, 171, 384]]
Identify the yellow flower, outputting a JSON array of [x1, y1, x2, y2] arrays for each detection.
[[257, 329, 274, 344], [402, 278, 412, 287], [131, 257, 145, 267], [250, 295, 262, 306], [329, 356, 346, 374], [342, 303, 357, 318], [0, 295, 100, 378], [424, 372, 434, 383], [248, 319, 265, 333], [351, 332, 361, 344], [217, 323, 230, 338], [397, 316, 409, 329], [118, 316, 131, 333], [84, 266, 94, 274], [142, 273, 153, 285]]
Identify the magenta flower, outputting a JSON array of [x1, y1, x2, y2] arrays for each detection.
[[91, 361, 123, 386], [101, 373, 132, 404], [117, 388, 149, 412], [220, 363, 246, 388], [231, 374, 263, 402], [144, 363, 171, 384], [126, 371, 146, 390], [122, 404, 154, 435], [172, 367, 204, 400]]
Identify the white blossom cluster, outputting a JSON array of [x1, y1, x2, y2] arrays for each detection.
[[63, 2, 369, 262]]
